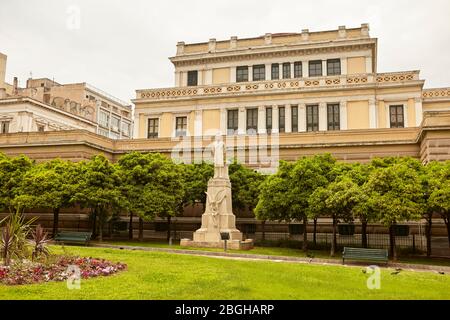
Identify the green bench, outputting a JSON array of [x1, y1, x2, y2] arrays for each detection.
[[54, 231, 92, 246], [342, 247, 388, 265]]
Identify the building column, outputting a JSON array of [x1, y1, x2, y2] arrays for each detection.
[[181, 71, 188, 87], [302, 61, 309, 78], [230, 67, 236, 83], [322, 60, 327, 77], [258, 106, 266, 134], [368, 99, 377, 129], [404, 103, 409, 128], [194, 109, 202, 136], [299, 104, 306, 132], [238, 107, 246, 135], [175, 71, 181, 87], [415, 98, 423, 126], [319, 102, 327, 131], [220, 108, 227, 135], [365, 56, 373, 73], [197, 70, 203, 86], [341, 58, 348, 75], [265, 64, 271, 81], [285, 104, 292, 133], [290, 62, 295, 79], [272, 105, 279, 133], [248, 66, 253, 82], [340, 101, 348, 130]]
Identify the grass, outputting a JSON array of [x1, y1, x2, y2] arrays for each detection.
[[1, 245, 450, 300], [99, 240, 450, 267]]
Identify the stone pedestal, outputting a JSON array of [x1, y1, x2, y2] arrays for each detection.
[[181, 168, 253, 250]]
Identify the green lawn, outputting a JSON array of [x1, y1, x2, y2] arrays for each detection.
[[1, 245, 449, 300]]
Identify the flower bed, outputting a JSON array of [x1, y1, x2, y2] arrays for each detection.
[[0, 256, 127, 285]]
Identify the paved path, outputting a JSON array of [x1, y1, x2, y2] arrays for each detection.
[[91, 243, 450, 274]]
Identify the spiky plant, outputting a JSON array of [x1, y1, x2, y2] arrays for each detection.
[[30, 224, 50, 262], [1, 224, 14, 266]]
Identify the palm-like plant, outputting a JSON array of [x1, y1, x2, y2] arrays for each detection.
[[30, 224, 50, 262], [1, 225, 14, 266]]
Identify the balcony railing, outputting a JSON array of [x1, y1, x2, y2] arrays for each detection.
[[136, 71, 420, 101], [422, 88, 450, 100]]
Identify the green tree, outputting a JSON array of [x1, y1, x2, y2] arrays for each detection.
[[0, 154, 34, 212], [182, 162, 214, 210], [74, 155, 123, 241], [13, 159, 79, 236], [363, 158, 423, 260]]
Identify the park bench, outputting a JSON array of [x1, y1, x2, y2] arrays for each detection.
[[54, 231, 92, 246], [342, 247, 388, 265]]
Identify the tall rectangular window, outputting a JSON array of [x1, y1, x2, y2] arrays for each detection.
[[147, 118, 159, 138], [306, 105, 319, 132], [253, 65, 265, 81], [282, 63, 291, 79], [294, 62, 302, 78], [122, 122, 131, 136], [389, 105, 404, 128], [236, 66, 249, 82], [327, 104, 340, 131], [266, 107, 272, 133], [187, 70, 198, 86], [111, 116, 120, 132], [246, 108, 258, 134], [291, 105, 298, 132], [271, 64, 279, 80], [227, 109, 238, 135], [1, 121, 10, 134], [99, 111, 109, 128], [278, 106, 285, 133], [309, 60, 323, 77], [175, 116, 187, 137], [327, 59, 341, 76]]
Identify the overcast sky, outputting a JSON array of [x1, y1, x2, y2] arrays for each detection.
[[1, 0, 449, 103]]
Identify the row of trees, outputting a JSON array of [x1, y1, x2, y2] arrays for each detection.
[[255, 154, 450, 259], [0, 152, 263, 242]]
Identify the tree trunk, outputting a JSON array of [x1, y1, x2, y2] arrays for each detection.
[[313, 217, 317, 247], [98, 218, 103, 242], [167, 216, 172, 243], [91, 208, 97, 239], [361, 220, 368, 248], [302, 217, 308, 252], [138, 217, 144, 242], [52, 208, 60, 237], [128, 212, 133, 240], [261, 220, 266, 241], [389, 224, 397, 261], [330, 216, 337, 257], [443, 214, 450, 248], [426, 215, 432, 257]]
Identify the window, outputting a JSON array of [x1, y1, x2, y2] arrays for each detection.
[[99, 111, 109, 127], [291, 105, 298, 132], [253, 65, 265, 81], [98, 128, 108, 137], [1, 121, 10, 134], [271, 64, 279, 80], [147, 118, 159, 138], [175, 116, 188, 137], [294, 62, 302, 78], [111, 116, 120, 132], [266, 107, 272, 133], [187, 71, 198, 86], [309, 60, 322, 77], [227, 109, 238, 135], [279, 106, 285, 133], [327, 104, 340, 130], [246, 108, 258, 134], [282, 63, 291, 79], [327, 59, 341, 76], [122, 122, 131, 136], [389, 105, 404, 128], [306, 105, 319, 131], [236, 66, 249, 82]]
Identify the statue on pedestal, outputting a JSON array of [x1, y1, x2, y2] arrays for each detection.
[[212, 133, 227, 179]]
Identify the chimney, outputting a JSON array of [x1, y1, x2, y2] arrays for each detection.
[[230, 36, 238, 49], [361, 23, 370, 37], [264, 33, 272, 45], [208, 38, 216, 52], [301, 29, 309, 41], [176, 41, 185, 55], [338, 25, 347, 38], [13, 77, 18, 95]]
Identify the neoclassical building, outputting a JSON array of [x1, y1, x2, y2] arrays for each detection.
[[132, 23, 450, 167]]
